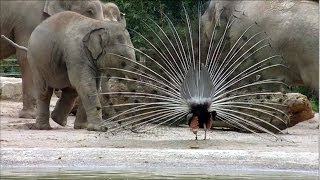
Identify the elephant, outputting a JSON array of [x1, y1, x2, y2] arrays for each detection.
[[3, 11, 136, 131], [53, 2, 128, 117], [201, 0, 319, 93], [0, 0, 104, 119], [102, 2, 127, 26]]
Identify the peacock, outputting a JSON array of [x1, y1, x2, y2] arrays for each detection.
[[101, 3, 289, 141]]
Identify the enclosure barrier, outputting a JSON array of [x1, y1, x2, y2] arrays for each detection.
[[0, 58, 21, 78]]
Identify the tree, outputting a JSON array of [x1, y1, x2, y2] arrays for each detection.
[[100, 0, 207, 47]]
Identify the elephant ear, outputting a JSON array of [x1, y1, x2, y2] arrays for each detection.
[[83, 28, 108, 60], [43, 0, 71, 16]]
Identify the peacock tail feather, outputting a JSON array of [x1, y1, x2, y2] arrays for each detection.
[[101, 3, 289, 141]]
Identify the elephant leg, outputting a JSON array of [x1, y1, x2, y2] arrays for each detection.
[[79, 95, 107, 132], [74, 99, 87, 129], [35, 85, 53, 130], [71, 71, 107, 132], [15, 37, 36, 119], [51, 87, 78, 126]]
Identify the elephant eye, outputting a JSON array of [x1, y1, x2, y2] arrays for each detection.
[[86, 9, 95, 15]]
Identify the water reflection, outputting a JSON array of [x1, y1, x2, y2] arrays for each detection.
[[1, 169, 317, 180]]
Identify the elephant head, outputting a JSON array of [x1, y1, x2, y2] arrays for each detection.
[[44, 0, 104, 20], [201, 1, 237, 46], [83, 22, 136, 78], [102, 2, 127, 26]]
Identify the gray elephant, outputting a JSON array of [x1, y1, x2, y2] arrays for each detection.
[[3, 11, 136, 131], [201, 0, 319, 93], [102, 2, 127, 26], [0, 0, 104, 118], [53, 2, 128, 117]]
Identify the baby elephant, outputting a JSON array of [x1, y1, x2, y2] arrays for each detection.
[[3, 11, 135, 131]]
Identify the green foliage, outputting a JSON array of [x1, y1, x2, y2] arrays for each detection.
[[100, 0, 207, 47], [310, 99, 319, 112]]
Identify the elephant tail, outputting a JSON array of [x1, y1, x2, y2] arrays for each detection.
[[1, 35, 28, 52]]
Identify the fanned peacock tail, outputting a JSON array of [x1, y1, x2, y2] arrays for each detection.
[[101, 3, 289, 141]]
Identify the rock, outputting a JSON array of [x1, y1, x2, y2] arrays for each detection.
[[100, 79, 131, 119], [55, 80, 315, 132], [0, 77, 22, 101], [212, 92, 315, 132], [100, 78, 156, 122], [284, 93, 315, 127]]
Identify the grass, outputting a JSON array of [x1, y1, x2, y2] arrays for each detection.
[[310, 99, 319, 112]]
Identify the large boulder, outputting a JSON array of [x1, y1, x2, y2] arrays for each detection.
[[284, 93, 315, 126], [212, 93, 315, 132], [0, 77, 22, 101], [100, 79, 130, 119]]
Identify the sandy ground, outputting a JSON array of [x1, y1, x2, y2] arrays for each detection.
[[0, 97, 319, 176]]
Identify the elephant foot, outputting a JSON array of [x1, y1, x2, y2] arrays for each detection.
[[35, 122, 52, 130], [51, 111, 67, 126], [74, 122, 87, 129], [19, 109, 36, 119], [87, 123, 108, 132]]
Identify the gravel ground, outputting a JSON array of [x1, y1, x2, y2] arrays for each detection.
[[0, 98, 319, 177]]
